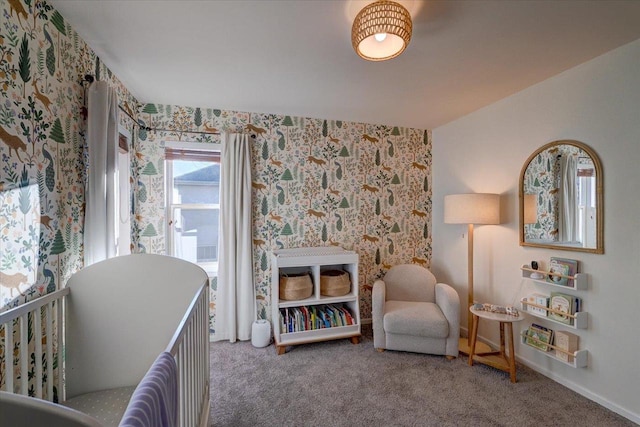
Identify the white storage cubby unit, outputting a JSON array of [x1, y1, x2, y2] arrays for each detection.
[[519, 264, 588, 368], [271, 247, 360, 355]]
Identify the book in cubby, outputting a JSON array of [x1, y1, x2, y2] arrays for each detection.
[[279, 303, 355, 334], [525, 323, 554, 352], [546, 257, 578, 287]]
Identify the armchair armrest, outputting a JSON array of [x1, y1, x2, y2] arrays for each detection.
[[372, 279, 386, 349], [435, 282, 460, 356]]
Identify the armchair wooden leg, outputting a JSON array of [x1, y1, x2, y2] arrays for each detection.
[[376, 348, 385, 352], [446, 355, 455, 360]]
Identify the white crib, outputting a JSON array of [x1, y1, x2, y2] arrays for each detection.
[[0, 254, 210, 427]]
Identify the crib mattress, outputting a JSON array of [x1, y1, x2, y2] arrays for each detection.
[[0, 391, 103, 427], [63, 386, 136, 427]]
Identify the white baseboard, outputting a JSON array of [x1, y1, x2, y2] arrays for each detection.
[[466, 327, 640, 425], [514, 355, 640, 424]]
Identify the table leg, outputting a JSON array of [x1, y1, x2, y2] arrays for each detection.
[[506, 322, 517, 383], [499, 322, 506, 358], [468, 314, 479, 366]]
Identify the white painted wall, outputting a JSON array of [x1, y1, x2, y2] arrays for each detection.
[[432, 39, 640, 422]]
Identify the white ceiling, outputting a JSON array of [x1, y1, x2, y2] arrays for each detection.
[[50, 0, 640, 130]]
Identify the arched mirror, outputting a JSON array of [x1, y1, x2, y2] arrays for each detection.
[[519, 140, 603, 254]]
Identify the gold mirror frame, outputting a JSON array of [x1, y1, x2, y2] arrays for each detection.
[[519, 140, 603, 254]]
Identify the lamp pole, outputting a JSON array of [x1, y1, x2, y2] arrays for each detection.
[[444, 193, 500, 356], [467, 222, 474, 346]]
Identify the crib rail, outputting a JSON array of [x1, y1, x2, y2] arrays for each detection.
[[0, 287, 68, 402], [166, 282, 210, 427]]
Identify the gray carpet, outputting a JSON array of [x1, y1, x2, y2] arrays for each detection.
[[209, 327, 634, 426]]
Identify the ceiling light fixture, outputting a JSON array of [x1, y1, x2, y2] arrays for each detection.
[[352, 0, 412, 61]]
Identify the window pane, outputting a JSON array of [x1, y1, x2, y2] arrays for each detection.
[[168, 154, 221, 271], [172, 207, 220, 263], [172, 161, 220, 204]]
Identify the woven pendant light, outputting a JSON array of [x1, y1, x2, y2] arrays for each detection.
[[352, 0, 412, 61]]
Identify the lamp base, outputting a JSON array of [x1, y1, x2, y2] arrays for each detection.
[[458, 337, 492, 356]]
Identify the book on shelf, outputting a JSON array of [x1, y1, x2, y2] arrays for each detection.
[[546, 257, 578, 287], [526, 293, 549, 316], [548, 292, 581, 325], [555, 330, 579, 363], [525, 323, 554, 352], [279, 304, 355, 333], [339, 306, 354, 325], [301, 306, 310, 331]]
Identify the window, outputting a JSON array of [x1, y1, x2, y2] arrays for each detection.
[[165, 142, 221, 274], [577, 162, 596, 247]]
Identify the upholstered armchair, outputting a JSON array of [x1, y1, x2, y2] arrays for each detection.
[[372, 264, 460, 359]]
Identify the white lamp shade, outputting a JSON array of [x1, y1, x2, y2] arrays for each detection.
[[444, 193, 501, 225], [524, 194, 537, 224]]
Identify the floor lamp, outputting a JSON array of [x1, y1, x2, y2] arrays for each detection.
[[444, 193, 501, 356]]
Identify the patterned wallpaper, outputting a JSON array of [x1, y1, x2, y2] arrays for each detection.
[[133, 105, 432, 329], [0, 0, 137, 396], [1, 0, 433, 376], [523, 144, 583, 241]]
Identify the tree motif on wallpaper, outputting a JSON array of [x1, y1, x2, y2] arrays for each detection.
[[49, 118, 65, 177], [280, 222, 294, 246], [50, 229, 65, 284], [18, 34, 30, 97], [281, 116, 293, 141], [141, 103, 158, 124], [141, 161, 157, 188], [139, 223, 158, 255], [193, 107, 202, 128], [18, 166, 30, 228], [50, 10, 66, 68]]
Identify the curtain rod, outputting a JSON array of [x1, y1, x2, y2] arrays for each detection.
[[81, 74, 220, 136]]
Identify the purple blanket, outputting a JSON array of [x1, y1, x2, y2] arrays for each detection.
[[119, 352, 178, 427]]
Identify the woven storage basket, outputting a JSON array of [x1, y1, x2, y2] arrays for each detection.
[[279, 273, 313, 301], [320, 270, 351, 297]]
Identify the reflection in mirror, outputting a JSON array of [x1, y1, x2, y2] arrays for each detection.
[[519, 140, 603, 254]]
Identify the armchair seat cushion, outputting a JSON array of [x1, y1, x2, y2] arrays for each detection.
[[383, 301, 449, 338]]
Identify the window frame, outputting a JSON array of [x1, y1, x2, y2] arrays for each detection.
[[164, 141, 222, 275]]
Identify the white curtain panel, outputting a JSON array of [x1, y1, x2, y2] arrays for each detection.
[[84, 81, 119, 266], [558, 155, 578, 243], [214, 133, 255, 342]]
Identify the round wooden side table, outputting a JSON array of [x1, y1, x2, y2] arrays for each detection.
[[468, 306, 524, 383]]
